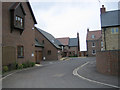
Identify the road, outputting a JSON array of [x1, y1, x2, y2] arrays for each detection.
[[2, 57, 118, 88]]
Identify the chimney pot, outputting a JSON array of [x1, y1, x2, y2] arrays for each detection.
[[87, 28, 89, 32], [100, 5, 106, 14]]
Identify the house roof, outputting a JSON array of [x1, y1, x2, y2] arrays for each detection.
[[36, 27, 61, 49], [69, 38, 78, 47], [10, 2, 37, 24], [35, 38, 44, 47], [86, 30, 101, 41], [101, 10, 120, 27], [56, 37, 69, 46]]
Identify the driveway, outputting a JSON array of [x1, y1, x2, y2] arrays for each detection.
[[2, 57, 119, 88]]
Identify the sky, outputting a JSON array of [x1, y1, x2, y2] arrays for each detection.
[[29, 0, 119, 51]]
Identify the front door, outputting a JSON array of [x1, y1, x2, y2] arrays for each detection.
[[38, 51, 42, 63], [34, 51, 37, 63]]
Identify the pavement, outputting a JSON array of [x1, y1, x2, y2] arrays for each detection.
[[76, 60, 119, 88], [2, 57, 119, 88]]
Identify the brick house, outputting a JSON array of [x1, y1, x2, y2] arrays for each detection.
[[56, 33, 80, 57], [35, 27, 62, 62], [2, 2, 37, 66], [96, 5, 120, 75], [86, 29, 102, 57], [56, 37, 69, 57]]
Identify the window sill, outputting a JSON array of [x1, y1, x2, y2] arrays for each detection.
[[17, 56, 24, 58]]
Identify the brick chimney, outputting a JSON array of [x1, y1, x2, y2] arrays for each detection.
[[77, 32, 80, 51], [100, 5, 106, 14], [87, 28, 89, 32]]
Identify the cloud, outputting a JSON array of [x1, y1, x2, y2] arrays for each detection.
[[31, 2, 101, 51]]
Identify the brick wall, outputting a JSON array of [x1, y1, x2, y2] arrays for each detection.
[[2, 2, 35, 65], [87, 37, 102, 57], [96, 50, 120, 76]]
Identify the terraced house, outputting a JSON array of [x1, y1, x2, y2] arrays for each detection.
[[2, 2, 37, 66]]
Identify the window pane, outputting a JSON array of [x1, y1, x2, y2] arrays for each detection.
[[16, 16, 18, 20], [116, 28, 118, 32], [112, 28, 114, 33], [92, 35, 95, 39], [17, 46, 24, 57]]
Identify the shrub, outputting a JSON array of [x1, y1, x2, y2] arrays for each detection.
[[22, 61, 35, 68], [3, 66, 8, 72], [30, 62, 35, 67], [18, 64, 23, 69], [22, 63, 28, 68]]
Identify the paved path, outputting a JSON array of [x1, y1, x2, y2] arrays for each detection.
[[2, 57, 119, 88]]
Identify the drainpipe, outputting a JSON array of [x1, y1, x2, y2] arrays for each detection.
[[104, 28, 106, 50]]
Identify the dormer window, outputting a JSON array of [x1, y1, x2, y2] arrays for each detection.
[[15, 16, 24, 28], [10, 2, 26, 34]]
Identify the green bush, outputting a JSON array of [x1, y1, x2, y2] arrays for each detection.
[[22, 63, 28, 68], [22, 61, 35, 68], [31, 62, 35, 67], [11, 62, 18, 69], [3, 66, 8, 72], [18, 64, 23, 69]]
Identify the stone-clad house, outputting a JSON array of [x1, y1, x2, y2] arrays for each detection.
[[35, 27, 62, 63], [86, 29, 102, 57], [56, 33, 80, 57], [2, 2, 37, 66], [96, 5, 120, 75], [100, 5, 120, 50]]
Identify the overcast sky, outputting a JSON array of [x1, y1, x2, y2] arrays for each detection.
[[29, 0, 119, 51]]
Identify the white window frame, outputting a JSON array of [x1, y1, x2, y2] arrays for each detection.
[[92, 42, 95, 47], [92, 50, 96, 55]]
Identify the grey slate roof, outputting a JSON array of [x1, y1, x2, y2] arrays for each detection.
[[36, 27, 62, 49], [101, 10, 120, 27], [69, 38, 78, 47], [35, 38, 44, 47]]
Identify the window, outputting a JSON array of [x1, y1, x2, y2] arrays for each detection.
[[92, 42, 95, 47], [101, 41, 103, 47], [111, 28, 119, 34], [111, 28, 114, 34], [92, 50, 96, 55], [116, 28, 118, 33], [17, 46, 24, 58], [15, 16, 24, 28], [48, 50, 51, 55], [42, 40, 44, 44], [92, 35, 95, 39]]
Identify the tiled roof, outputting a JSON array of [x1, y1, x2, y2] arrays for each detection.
[[86, 30, 101, 41], [36, 27, 61, 49], [101, 10, 120, 27], [69, 38, 78, 47], [56, 37, 69, 46]]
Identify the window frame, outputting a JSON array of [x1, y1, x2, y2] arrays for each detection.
[[48, 50, 51, 55], [92, 50, 96, 55], [17, 45, 24, 58], [15, 15, 24, 29], [92, 42, 95, 47]]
